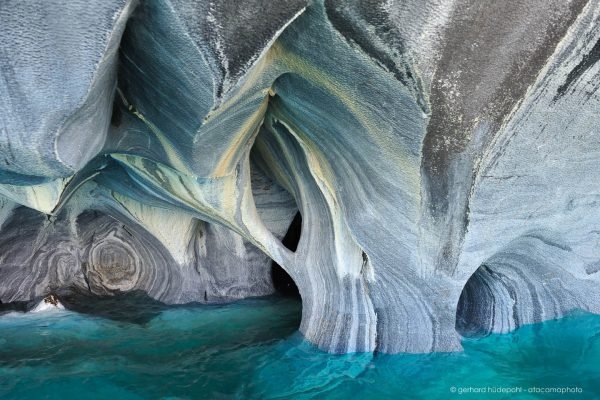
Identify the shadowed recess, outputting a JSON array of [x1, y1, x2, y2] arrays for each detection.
[[455, 264, 500, 338], [271, 212, 301, 297], [56, 288, 169, 325]]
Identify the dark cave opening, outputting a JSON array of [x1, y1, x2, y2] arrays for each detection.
[[456, 264, 512, 338], [271, 212, 301, 298], [456, 265, 493, 338], [248, 129, 302, 300]]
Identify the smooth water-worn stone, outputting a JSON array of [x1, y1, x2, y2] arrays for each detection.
[[0, 0, 599, 353], [0, 0, 135, 180]]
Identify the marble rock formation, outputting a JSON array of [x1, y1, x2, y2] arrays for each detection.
[[1, 0, 599, 353]]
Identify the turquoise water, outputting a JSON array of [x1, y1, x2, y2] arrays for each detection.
[[1, 296, 599, 400]]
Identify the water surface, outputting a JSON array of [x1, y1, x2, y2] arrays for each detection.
[[0, 296, 598, 399]]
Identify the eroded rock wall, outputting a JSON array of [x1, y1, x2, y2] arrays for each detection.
[[1, 0, 599, 353]]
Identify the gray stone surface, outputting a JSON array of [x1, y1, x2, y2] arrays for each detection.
[[0, 0, 599, 353]]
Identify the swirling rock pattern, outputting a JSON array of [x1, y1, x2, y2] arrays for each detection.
[[0, 177, 295, 304], [1, 0, 599, 353]]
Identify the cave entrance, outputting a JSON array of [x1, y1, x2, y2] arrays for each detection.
[[271, 212, 301, 298], [455, 264, 509, 338]]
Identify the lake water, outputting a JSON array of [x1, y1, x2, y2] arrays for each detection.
[[0, 296, 598, 399]]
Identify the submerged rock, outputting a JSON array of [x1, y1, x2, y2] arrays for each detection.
[[1, 0, 599, 353]]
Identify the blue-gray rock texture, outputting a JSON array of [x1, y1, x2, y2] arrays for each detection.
[[1, 0, 599, 353]]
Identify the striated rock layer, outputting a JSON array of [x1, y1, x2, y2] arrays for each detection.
[[1, 0, 599, 353]]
